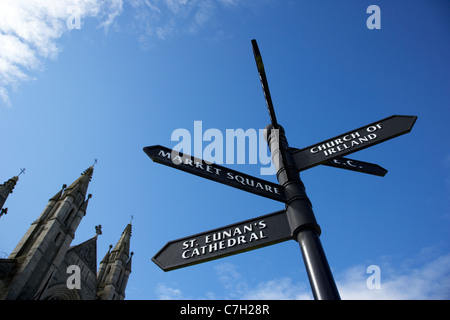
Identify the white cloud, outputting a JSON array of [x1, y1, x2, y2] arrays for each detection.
[[98, 0, 124, 31], [240, 277, 312, 300], [156, 250, 450, 300], [156, 283, 186, 300], [0, 0, 254, 106], [0, 0, 123, 107], [128, 0, 242, 43], [337, 253, 450, 299], [0, 87, 11, 106]]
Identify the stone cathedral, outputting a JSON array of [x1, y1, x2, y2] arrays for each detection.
[[0, 166, 133, 300]]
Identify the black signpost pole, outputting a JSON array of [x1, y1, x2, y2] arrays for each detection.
[[265, 125, 340, 300], [253, 39, 340, 300]]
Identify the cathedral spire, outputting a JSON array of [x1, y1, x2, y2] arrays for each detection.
[[63, 166, 93, 199], [0, 169, 22, 213], [112, 223, 132, 257], [96, 222, 133, 300], [2, 165, 95, 300]]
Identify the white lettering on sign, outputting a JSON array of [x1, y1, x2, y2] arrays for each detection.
[[157, 149, 281, 195], [333, 158, 363, 169], [226, 172, 280, 195], [309, 123, 382, 157], [181, 220, 268, 259]]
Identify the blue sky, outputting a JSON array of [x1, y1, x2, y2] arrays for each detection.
[[1, 0, 449, 300]]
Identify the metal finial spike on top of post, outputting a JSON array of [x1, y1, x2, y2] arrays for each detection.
[[251, 39, 279, 129]]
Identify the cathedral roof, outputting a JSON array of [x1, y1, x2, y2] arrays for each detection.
[[67, 236, 98, 274]]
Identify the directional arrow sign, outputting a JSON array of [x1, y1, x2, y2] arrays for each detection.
[[288, 147, 388, 177], [292, 115, 417, 171], [152, 210, 292, 271], [143, 145, 286, 203], [322, 157, 388, 177]]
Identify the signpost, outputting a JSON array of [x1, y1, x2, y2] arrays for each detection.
[[291, 115, 417, 172], [321, 157, 388, 177], [143, 145, 286, 203], [288, 149, 388, 177], [152, 210, 291, 271], [144, 39, 417, 300]]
